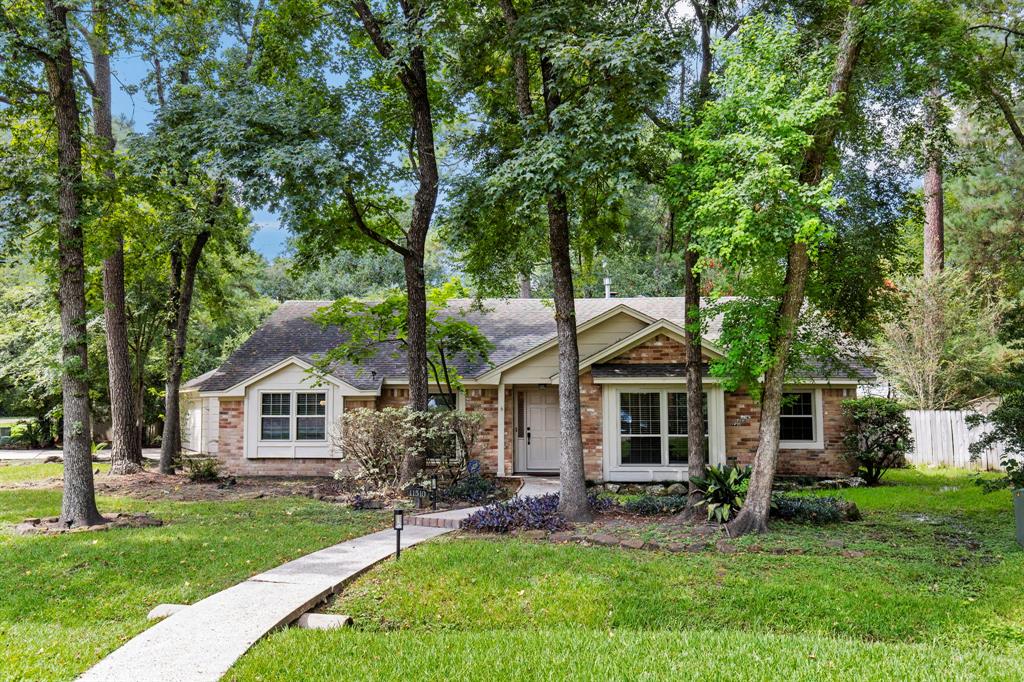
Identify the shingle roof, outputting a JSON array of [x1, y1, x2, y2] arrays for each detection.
[[591, 363, 713, 379], [191, 297, 870, 392]]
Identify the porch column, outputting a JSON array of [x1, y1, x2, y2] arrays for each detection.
[[497, 379, 506, 476]]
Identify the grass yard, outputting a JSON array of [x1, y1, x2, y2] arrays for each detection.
[[0, 461, 109, 484], [229, 469, 1024, 681], [0, 478, 387, 681]]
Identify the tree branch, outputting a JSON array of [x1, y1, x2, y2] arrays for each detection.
[[988, 84, 1024, 151], [342, 184, 413, 257], [967, 24, 1024, 38]]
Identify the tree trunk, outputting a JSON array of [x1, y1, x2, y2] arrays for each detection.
[[88, 3, 142, 474], [518, 272, 532, 298], [923, 90, 944, 278], [350, 1, 439, 486], [683, 245, 706, 511], [539, 54, 590, 522], [159, 230, 212, 474], [727, 0, 869, 537], [42, 0, 104, 527]]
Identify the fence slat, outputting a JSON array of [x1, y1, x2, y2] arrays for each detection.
[[905, 409, 1005, 471]]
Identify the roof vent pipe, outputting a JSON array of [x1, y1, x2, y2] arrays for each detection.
[[603, 276, 612, 299]]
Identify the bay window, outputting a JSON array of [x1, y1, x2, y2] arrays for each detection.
[[260, 391, 327, 441]]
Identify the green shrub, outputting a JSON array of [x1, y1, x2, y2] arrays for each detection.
[[184, 456, 220, 482], [841, 397, 912, 485], [969, 391, 1024, 492], [623, 495, 688, 516], [689, 465, 751, 523], [771, 494, 860, 524]]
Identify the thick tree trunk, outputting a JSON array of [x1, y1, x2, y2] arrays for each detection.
[[683, 245, 706, 511], [923, 90, 944, 278], [400, 252, 430, 482], [351, 1, 438, 486], [42, 0, 104, 527], [88, 4, 142, 474], [159, 230, 211, 474], [727, 0, 869, 537], [539, 54, 590, 521]]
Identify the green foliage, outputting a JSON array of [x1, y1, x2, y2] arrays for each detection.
[[183, 456, 221, 483], [623, 495, 688, 516], [690, 464, 751, 523], [841, 397, 913, 486], [876, 272, 1011, 409], [969, 391, 1024, 492], [313, 278, 492, 397], [771, 493, 860, 524]]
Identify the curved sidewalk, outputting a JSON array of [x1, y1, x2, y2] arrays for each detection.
[[80, 476, 557, 682]]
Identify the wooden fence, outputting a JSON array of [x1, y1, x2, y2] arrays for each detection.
[[905, 410, 1006, 471]]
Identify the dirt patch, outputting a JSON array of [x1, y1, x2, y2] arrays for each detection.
[[14, 512, 164, 535], [1, 469, 337, 502]]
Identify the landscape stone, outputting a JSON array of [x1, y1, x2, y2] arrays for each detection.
[[603, 483, 620, 494], [687, 542, 708, 553], [646, 484, 667, 496], [591, 533, 619, 546], [619, 538, 645, 549], [665, 483, 687, 496], [520, 529, 546, 539], [666, 542, 685, 552], [841, 550, 866, 558], [549, 532, 574, 543], [715, 539, 738, 553], [824, 539, 846, 549]]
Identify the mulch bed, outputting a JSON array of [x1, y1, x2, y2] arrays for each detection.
[[14, 512, 164, 536]]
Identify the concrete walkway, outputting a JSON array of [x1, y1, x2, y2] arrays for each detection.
[[79, 476, 559, 682], [0, 448, 160, 462]]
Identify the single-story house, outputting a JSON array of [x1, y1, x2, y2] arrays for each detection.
[[182, 297, 868, 481]]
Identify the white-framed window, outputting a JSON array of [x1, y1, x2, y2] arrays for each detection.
[[0, 426, 11, 439], [259, 391, 327, 442], [619, 390, 708, 467], [779, 390, 823, 449]]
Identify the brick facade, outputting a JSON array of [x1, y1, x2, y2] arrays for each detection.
[[724, 388, 853, 477], [212, 335, 854, 480], [215, 398, 349, 477]]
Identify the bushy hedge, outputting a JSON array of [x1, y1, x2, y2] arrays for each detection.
[[770, 493, 861, 524], [841, 397, 912, 485], [624, 495, 688, 516]]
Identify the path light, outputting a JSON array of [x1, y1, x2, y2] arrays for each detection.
[[430, 474, 438, 511], [393, 509, 404, 560]]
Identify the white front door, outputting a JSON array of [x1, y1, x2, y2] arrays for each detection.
[[525, 389, 560, 471]]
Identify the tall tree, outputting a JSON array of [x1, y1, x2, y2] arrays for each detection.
[[447, 0, 670, 519], [1, 0, 104, 525], [725, 1, 871, 536], [78, 0, 143, 473], [922, 89, 945, 278]]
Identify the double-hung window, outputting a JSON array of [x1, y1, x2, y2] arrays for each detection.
[[619, 390, 708, 466], [779, 391, 815, 443], [260, 392, 327, 441]]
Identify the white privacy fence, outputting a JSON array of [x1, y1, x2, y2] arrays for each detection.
[[905, 410, 1007, 471]]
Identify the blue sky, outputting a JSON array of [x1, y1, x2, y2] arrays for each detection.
[[110, 55, 289, 261]]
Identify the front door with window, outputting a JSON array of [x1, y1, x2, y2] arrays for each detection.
[[524, 389, 560, 472]]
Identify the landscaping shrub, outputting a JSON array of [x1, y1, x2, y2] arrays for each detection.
[[333, 408, 486, 492], [968, 391, 1024, 492], [841, 397, 913, 485], [689, 464, 751, 522], [445, 474, 497, 503], [183, 456, 220, 482], [462, 494, 570, 533], [771, 494, 860, 524], [624, 495, 688, 516]]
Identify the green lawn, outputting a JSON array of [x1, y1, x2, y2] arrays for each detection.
[[229, 469, 1024, 681], [0, 489, 386, 681], [0, 461, 109, 483]]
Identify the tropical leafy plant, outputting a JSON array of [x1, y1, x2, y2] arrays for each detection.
[[841, 397, 913, 485], [689, 465, 751, 523]]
